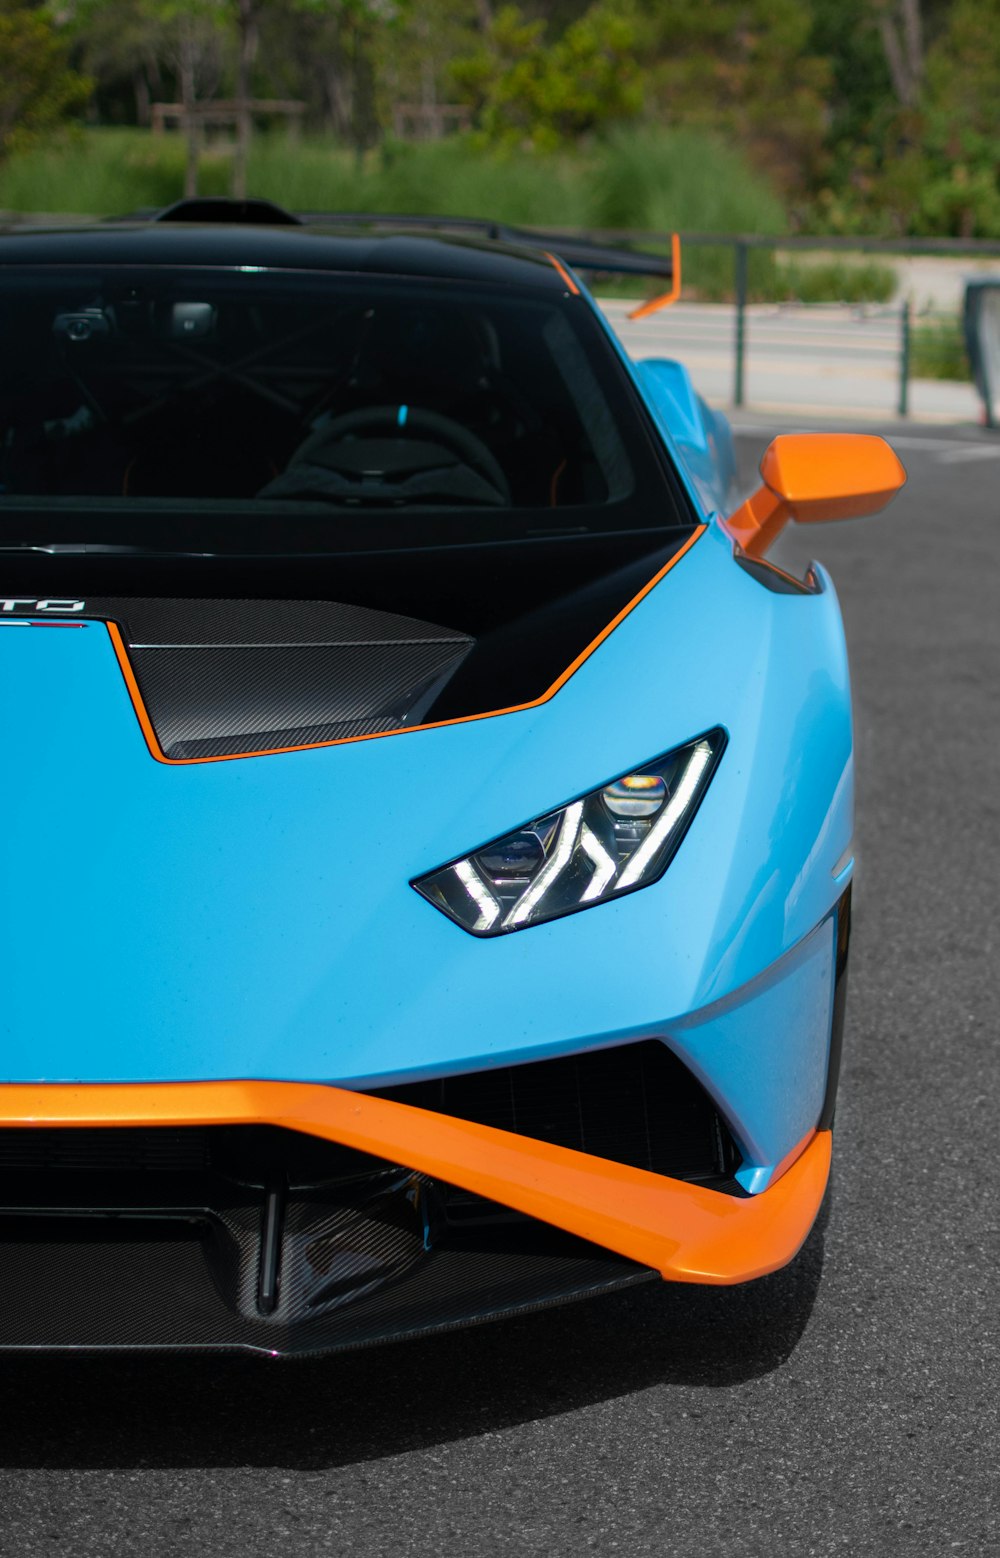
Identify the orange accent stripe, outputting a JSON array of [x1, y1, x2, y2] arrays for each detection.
[[0, 1082, 831, 1285], [108, 620, 167, 759], [543, 250, 580, 294], [105, 525, 707, 764], [628, 233, 682, 321]]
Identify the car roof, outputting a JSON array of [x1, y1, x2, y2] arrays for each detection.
[[0, 220, 567, 294]]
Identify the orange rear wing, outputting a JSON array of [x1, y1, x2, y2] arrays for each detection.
[[627, 232, 682, 318], [290, 211, 682, 314]]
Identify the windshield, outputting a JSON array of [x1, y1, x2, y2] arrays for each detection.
[[0, 266, 687, 548]]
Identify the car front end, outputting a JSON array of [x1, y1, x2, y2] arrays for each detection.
[[0, 216, 893, 1352]]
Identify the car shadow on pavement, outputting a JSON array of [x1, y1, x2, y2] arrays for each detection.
[[0, 1198, 828, 1472]]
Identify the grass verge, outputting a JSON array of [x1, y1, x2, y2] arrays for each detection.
[[910, 314, 970, 380], [772, 258, 896, 304]]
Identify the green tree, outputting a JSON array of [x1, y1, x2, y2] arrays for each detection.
[[62, 0, 227, 193], [640, 0, 831, 197], [0, 3, 91, 160], [870, 0, 924, 109], [140, 2, 227, 197], [272, 1, 406, 159], [452, 1, 642, 151], [919, 0, 1000, 235], [804, 0, 1000, 236], [62, 0, 166, 125], [378, 0, 479, 139]]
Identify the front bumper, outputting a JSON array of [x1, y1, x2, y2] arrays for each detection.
[[0, 1079, 830, 1355]]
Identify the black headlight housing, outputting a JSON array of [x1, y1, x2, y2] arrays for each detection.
[[413, 729, 725, 936]]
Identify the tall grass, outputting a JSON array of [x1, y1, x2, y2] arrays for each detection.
[[0, 125, 895, 304], [0, 128, 190, 214], [591, 126, 787, 300], [911, 313, 970, 380], [773, 257, 897, 305], [591, 126, 786, 234], [0, 127, 591, 223], [0, 124, 780, 234], [250, 135, 592, 226]]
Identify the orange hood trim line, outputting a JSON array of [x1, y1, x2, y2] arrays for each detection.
[[105, 525, 707, 765], [0, 1081, 829, 1285]]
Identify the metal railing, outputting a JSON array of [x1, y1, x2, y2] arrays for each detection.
[[2, 210, 996, 420], [675, 233, 1000, 417]]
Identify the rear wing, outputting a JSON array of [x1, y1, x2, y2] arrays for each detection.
[[149, 199, 682, 316], [296, 213, 682, 317]]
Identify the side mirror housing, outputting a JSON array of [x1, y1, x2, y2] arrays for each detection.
[[724, 433, 906, 558]]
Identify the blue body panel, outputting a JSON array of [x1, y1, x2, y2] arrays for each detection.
[[633, 358, 738, 516], [0, 513, 853, 1183]]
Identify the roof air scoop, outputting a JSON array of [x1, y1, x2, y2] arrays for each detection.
[[153, 197, 302, 226]]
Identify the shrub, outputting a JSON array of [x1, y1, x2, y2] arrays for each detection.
[[910, 314, 971, 381], [772, 258, 897, 304]]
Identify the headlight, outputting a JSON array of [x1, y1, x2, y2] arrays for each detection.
[[412, 729, 725, 936]]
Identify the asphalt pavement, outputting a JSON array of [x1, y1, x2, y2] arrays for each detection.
[[1, 422, 998, 1556]]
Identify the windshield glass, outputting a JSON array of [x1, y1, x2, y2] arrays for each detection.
[[0, 266, 685, 546]]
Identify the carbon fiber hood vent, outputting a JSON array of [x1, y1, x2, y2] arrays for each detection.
[[83, 597, 473, 757]]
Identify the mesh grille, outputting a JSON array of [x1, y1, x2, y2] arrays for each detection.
[[0, 1127, 210, 1175], [375, 1040, 738, 1184], [0, 1046, 738, 1187]]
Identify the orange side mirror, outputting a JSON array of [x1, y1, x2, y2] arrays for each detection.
[[724, 433, 907, 558]]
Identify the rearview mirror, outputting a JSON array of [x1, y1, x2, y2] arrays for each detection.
[[724, 433, 906, 558]]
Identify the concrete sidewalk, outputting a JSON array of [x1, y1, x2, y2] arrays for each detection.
[[600, 298, 983, 425]]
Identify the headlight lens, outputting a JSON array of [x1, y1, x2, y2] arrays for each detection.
[[413, 729, 725, 936]]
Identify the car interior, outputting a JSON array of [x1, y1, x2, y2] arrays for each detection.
[[0, 276, 638, 511]]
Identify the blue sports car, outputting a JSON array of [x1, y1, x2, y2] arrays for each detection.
[[0, 200, 905, 1353]]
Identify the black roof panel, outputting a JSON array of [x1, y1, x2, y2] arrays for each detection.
[[0, 221, 565, 291]]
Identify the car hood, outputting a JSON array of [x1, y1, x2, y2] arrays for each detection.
[[0, 525, 852, 1086]]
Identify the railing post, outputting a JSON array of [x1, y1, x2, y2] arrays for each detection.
[[734, 241, 749, 407], [898, 298, 911, 418]]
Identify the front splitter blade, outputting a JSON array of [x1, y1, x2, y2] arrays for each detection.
[[0, 1081, 831, 1285]]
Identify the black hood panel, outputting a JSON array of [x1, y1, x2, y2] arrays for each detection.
[[82, 596, 472, 758], [3, 530, 690, 756]]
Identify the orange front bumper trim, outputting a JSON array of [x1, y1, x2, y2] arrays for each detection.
[[0, 1082, 831, 1286]]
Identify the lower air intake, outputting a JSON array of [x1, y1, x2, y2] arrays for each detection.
[[0, 1044, 740, 1354], [375, 1039, 740, 1187]]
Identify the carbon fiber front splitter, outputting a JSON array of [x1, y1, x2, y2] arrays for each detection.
[[0, 1206, 653, 1357], [0, 1081, 830, 1353]]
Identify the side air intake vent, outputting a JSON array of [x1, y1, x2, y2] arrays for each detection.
[[375, 1040, 741, 1188]]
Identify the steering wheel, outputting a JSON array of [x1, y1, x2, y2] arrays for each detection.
[[312, 404, 511, 501]]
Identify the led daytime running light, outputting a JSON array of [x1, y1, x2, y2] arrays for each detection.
[[504, 801, 584, 927], [615, 740, 713, 890], [413, 730, 724, 936], [452, 858, 500, 933]]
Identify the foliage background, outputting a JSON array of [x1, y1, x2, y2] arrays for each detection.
[[0, 0, 996, 242]]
